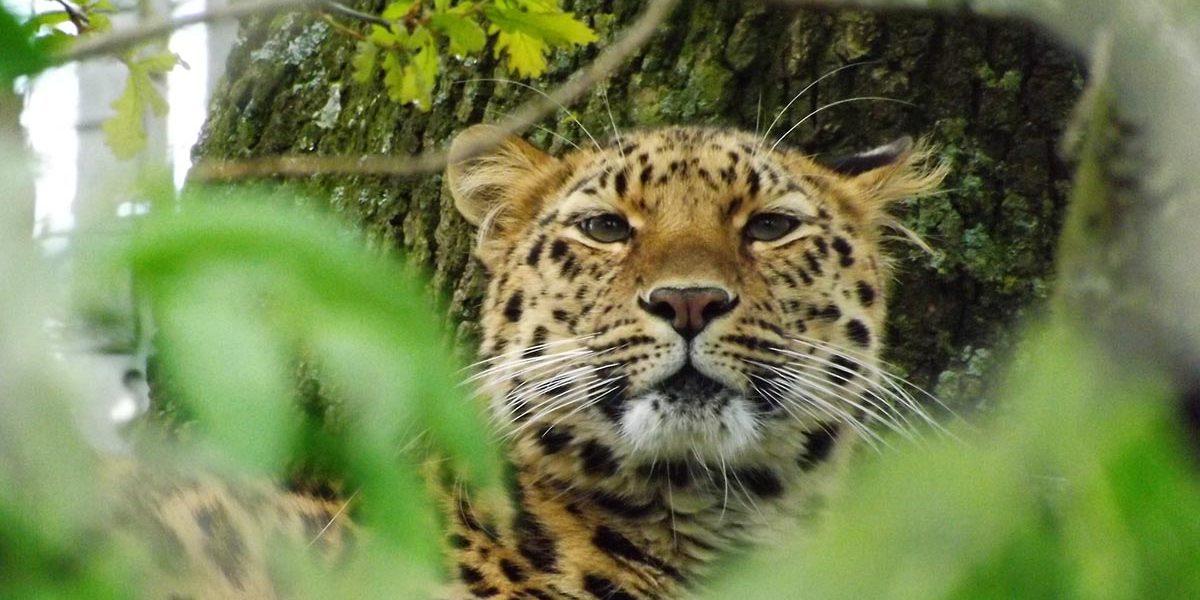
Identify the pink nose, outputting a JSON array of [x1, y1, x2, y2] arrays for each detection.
[[640, 287, 738, 339]]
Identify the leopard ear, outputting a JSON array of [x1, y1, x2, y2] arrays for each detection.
[[827, 136, 947, 206], [824, 137, 914, 177], [447, 125, 553, 226]]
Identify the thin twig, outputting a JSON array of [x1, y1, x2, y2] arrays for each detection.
[[321, 1, 393, 29], [53, 0, 91, 33], [189, 0, 681, 182], [61, 0, 324, 63]]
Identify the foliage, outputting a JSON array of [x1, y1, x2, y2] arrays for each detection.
[[102, 50, 182, 159], [5, 0, 1200, 598], [704, 325, 1200, 600], [1, 191, 505, 598], [7, 0, 594, 155], [348, 0, 595, 110]]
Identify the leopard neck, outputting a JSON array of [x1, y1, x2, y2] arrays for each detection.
[[488, 425, 848, 598]]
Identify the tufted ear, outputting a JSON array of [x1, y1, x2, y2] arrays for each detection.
[[826, 136, 947, 207], [447, 124, 553, 226]]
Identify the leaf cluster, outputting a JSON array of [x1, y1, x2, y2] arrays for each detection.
[[348, 0, 595, 110], [0, 193, 505, 598]]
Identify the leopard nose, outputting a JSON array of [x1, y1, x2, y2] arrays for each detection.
[[639, 287, 739, 339]]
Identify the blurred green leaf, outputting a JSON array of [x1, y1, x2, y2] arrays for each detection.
[[369, 23, 401, 47], [130, 198, 502, 496], [429, 12, 486, 57], [705, 323, 1200, 600], [101, 72, 147, 159], [381, 0, 417, 21], [100, 52, 179, 158], [352, 40, 379, 83], [0, 7, 50, 82], [378, 26, 439, 110]]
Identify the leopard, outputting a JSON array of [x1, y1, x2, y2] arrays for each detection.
[[434, 124, 945, 599], [96, 123, 943, 600]]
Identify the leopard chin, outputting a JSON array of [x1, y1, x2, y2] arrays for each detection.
[[619, 364, 763, 460]]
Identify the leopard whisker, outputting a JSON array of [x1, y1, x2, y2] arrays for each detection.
[[482, 106, 582, 152], [725, 464, 768, 525], [782, 335, 961, 439], [747, 358, 893, 431], [767, 351, 921, 437], [503, 363, 615, 411], [470, 348, 598, 386], [501, 366, 607, 421], [462, 334, 598, 373], [787, 335, 959, 419], [538, 385, 617, 436], [748, 362, 890, 449], [509, 382, 618, 441], [772, 340, 927, 422], [767, 362, 913, 446], [482, 364, 596, 431], [755, 60, 878, 157], [505, 375, 619, 436], [769, 96, 917, 154], [717, 452, 731, 525], [601, 86, 627, 165], [745, 372, 826, 426], [502, 365, 603, 411], [454, 78, 602, 152]]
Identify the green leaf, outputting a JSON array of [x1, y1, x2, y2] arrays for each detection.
[[482, 4, 595, 77], [490, 28, 548, 77], [513, 0, 561, 11], [21, 11, 72, 34], [87, 12, 111, 33], [381, 0, 416, 21], [429, 12, 485, 56], [495, 6, 596, 47], [352, 40, 379, 83], [101, 74, 146, 160], [403, 26, 439, 110], [0, 7, 49, 82], [136, 70, 169, 118], [381, 50, 406, 102], [136, 50, 181, 74], [101, 57, 174, 159], [379, 27, 439, 110], [369, 23, 401, 48], [30, 30, 74, 56]]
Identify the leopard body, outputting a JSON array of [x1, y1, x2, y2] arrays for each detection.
[[108, 125, 942, 599]]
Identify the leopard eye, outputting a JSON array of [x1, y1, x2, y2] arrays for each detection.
[[578, 213, 632, 243], [744, 213, 801, 242]]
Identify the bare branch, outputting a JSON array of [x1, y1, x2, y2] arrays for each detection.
[[61, 0, 323, 63], [189, 0, 682, 182], [321, 1, 393, 29]]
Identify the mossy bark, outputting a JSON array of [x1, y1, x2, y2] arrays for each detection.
[[193, 1, 1082, 412]]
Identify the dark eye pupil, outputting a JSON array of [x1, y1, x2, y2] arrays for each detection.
[[580, 214, 631, 242], [746, 213, 799, 241]]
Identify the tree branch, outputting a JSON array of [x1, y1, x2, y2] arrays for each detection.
[[189, 0, 682, 182], [61, 0, 324, 63], [320, 1, 393, 29]]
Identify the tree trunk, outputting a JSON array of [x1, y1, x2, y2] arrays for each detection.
[[192, 0, 1082, 412]]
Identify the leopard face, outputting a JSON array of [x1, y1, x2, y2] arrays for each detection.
[[450, 126, 943, 482]]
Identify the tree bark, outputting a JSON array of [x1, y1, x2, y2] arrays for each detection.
[[192, 0, 1082, 412]]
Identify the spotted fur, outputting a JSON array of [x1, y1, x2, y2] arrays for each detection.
[[440, 125, 946, 599], [106, 125, 942, 600]]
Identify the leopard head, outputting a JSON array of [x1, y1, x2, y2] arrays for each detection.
[[448, 125, 944, 486]]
